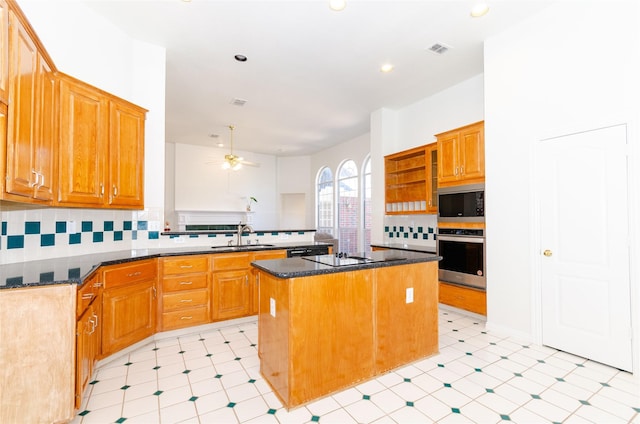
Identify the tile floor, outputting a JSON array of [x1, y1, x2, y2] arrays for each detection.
[[72, 308, 640, 424]]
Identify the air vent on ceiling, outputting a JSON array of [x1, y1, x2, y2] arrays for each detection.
[[427, 42, 451, 55], [231, 98, 247, 106]]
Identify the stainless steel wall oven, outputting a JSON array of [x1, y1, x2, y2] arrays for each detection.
[[437, 228, 486, 290]]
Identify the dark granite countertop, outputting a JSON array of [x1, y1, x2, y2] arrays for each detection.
[[370, 243, 437, 254], [251, 250, 441, 279], [0, 242, 330, 290]]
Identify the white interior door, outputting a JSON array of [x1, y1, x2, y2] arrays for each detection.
[[539, 124, 632, 372]]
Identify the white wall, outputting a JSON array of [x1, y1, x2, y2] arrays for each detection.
[[173, 143, 278, 229], [484, 1, 640, 368]]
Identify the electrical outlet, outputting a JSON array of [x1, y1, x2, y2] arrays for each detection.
[[67, 221, 76, 234], [406, 287, 414, 304], [270, 298, 276, 317]]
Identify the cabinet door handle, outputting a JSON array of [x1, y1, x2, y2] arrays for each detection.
[[460, 165, 464, 175], [152, 286, 157, 299], [100, 183, 104, 196], [180, 316, 193, 320], [180, 265, 193, 269], [88, 317, 96, 335], [113, 185, 118, 197], [127, 271, 142, 277], [93, 282, 103, 288], [38, 172, 44, 189], [92, 312, 99, 328], [179, 281, 193, 285], [30, 169, 38, 187], [82, 293, 94, 300], [180, 299, 193, 303]]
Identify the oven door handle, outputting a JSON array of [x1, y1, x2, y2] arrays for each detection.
[[438, 235, 485, 243]]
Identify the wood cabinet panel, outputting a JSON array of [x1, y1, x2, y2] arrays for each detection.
[[213, 269, 250, 320], [439, 281, 486, 315], [0, 284, 75, 424], [102, 259, 157, 289], [375, 262, 439, 372], [108, 99, 145, 207], [162, 273, 208, 292], [162, 256, 209, 275], [384, 143, 437, 214], [162, 306, 209, 329], [0, 0, 8, 103], [102, 279, 157, 355], [162, 288, 209, 311], [212, 252, 251, 270], [57, 75, 108, 206], [75, 298, 100, 409], [437, 121, 484, 187]]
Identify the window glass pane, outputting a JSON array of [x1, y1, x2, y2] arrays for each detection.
[[317, 167, 334, 235], [338, 160, 358, 253], [362, 157, 372, 252]]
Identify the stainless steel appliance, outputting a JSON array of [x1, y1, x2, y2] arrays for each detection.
[[286, 245, 330, 257], [437, 183, 484, 222], [437, 228, 486, 290]]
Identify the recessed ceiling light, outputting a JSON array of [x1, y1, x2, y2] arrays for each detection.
[[234, 54, 247, 62], [329, 0, 346, 11], [380, 63, 394, 73], [470, 3, 490, 17]]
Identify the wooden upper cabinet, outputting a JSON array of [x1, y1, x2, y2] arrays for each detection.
[[4, 9, 55, 202], [436, 121, 484, 187], [57, 74, 146, 209], [57, 75, 108, 206], [108, 98, 145, 208], [0, 0, 8, 104]]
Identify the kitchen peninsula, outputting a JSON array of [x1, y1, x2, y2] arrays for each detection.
[[252, 250, 441, 409]]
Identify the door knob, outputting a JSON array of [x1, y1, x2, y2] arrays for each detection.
[[543, 249, 553, 257]]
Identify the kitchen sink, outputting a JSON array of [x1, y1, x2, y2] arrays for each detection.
[[211, 244, 275, 251]]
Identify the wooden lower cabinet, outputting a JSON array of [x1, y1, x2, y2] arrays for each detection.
[[258, 261, 439, 409], [76, 299, 100, 408], [211, 252, 251, 321], [101, 260, 157, 356], [159, 255, 211, 331], [250, 250, 287, 315], [439, 281, 486, 315]]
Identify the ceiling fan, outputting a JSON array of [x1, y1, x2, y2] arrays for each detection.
[[222, 125, 259, 170]]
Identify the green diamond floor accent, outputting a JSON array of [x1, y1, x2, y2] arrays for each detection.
[[251, 343, 257, 347], [490, 342, 497, 345], [579, 400, 591, 405], [556, 377, 565, 382], [189, 396, 198, 402], [522, 345, 530, 349], [78, 410, 90, 416], [267, 409, 277, 414], [444, 383, 452, 388], [311, 416, 320, 422], [474, 368, 482, 372], [406, 401, 414, 407], [500, 356, 508, 360], [437, 364, 444, 368], [224, 341, 230, 344], [486, 388, 494, 393], [115, 418, 127, 423], [120, 385, 130, 390], [466, 352, 472, 356], [576, 363, 585, 367], [531, 394, 541, 399], [248, 379, 256, 384], [500, 414, 511, 420], [89, 380, 99, 385], [183, 370, 191, 374], [199, 338, 205, 341], [363, 395, 371, 400], [153, 366, 161, 370], [537, 359, 545, 363], [227, 402, 236, 408], [215, 374, 222, 378], [600, 382, 611, 387], [179, 350, 185, 354], [152, 347, 159, 351], [403, 378, 411, 383], [153, 390, 163, 396], [124, 362, 132, 366], [206, 354, 213, 357], [453, 329, 458, 332], [458, 340, 465, 343], [234, 357, 241, 361], [514, 373, 523, 377], [452, 407, 460, 414], [633, 407, 640, 413]]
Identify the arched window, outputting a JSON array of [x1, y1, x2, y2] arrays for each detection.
[[337, 160, 358, 253], [361, 156, 372, 252], [316, 167, 334, 235]]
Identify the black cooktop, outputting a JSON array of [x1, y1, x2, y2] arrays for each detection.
[[301, 254, 406, 267]]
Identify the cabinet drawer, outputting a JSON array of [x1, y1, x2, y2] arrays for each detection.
[[211, 253, 250, 270], [77, 275, 103, 317], [162, 256, 209, 275], [252, 250, 287, 261], [162, 273, 208, 292], [439, 282, 486, 315], [103, 259, 157, 289], [162, 289, 209, 311], [162, 306, 210, 330]]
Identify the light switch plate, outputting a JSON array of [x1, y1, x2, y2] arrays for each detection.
[[406, 287, 414, 304], [270, 298, 276, 317]]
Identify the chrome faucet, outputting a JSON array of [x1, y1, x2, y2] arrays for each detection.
[[237, 222, 253, 246]]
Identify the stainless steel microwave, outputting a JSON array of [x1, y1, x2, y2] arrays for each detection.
[[437, 183, 485, 222]]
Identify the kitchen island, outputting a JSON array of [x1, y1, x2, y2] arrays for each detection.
[[251, 250, 441, 409]]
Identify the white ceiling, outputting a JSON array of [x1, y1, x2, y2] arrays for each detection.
[[82, 0, 552, 156]]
